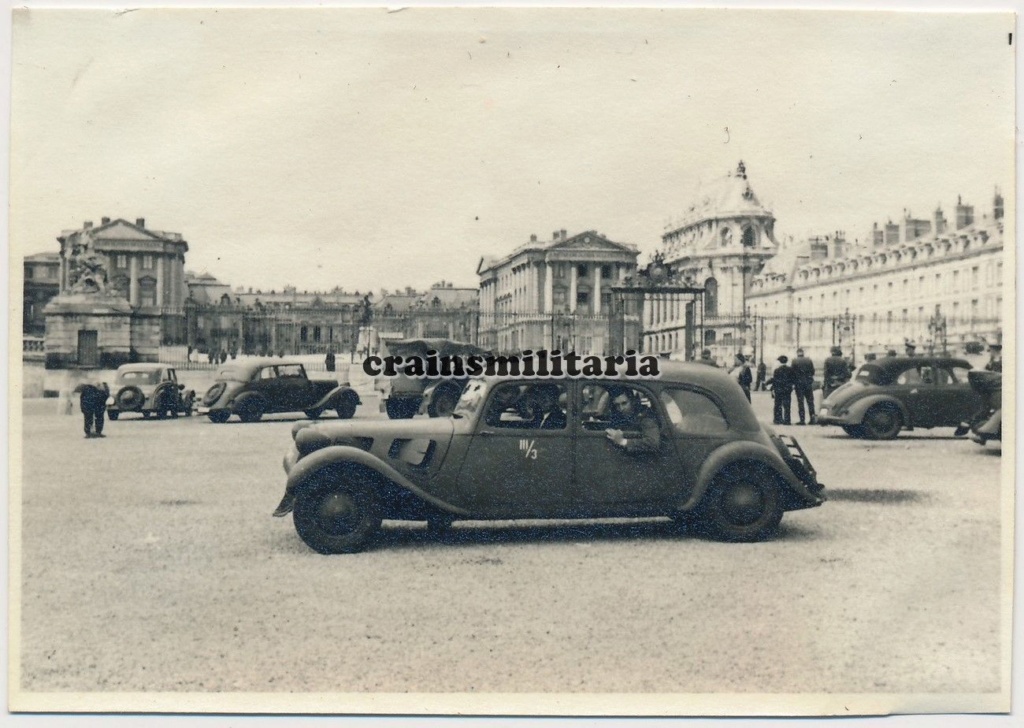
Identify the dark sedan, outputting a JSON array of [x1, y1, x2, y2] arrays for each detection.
[[817, 356, 983, 439]]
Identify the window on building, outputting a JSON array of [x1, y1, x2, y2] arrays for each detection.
[[300, 326, 308, 342], [142, 255, 153, 270], [577, 264, 588, 278], [952, 271, 959, 291], [313, 326, 321, 343], [117, 255, 127, 268], [601, 264, 612, 279], [704, 278, 718, 317], [554, 264, 565, 279], [971, 267, 979, 289], [601, 292, 612, 310], [25, 267, 33, 279], [576, 291, 590, 306], [742, 227, 756, 248], [139, 277, 157, 307]]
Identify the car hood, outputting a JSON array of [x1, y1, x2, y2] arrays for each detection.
[[292, 416, 458, 457], [822, 380, 866, 408]]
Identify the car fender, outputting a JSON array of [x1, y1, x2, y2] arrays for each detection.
[[284, 445, 471, 516], [844, 393, 911, 426], [676, 440, 807, 512], [230, 391, 268, 413], [313, 385, 361, 411]]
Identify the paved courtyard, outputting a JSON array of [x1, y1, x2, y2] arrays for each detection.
[[14, 391, 1006, 705]]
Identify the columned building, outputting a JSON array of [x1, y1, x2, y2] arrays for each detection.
[[748, 192, 1005, 362], [477, 229, 640, 354], [648, 161, 781, 358]]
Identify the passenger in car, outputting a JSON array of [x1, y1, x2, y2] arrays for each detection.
[[605, 387, 660, 453], [522, 384, 566, 430]]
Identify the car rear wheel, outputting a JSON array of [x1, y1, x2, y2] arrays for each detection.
[[293, 477, 381, 554], [207, 411, 230, 423], [115, 386, 144, 412], [107, 412, 119, 421], [385, 399, 417, 419], [237, 399, 265, 423], [697, 465, 783, 542], [862, 404, 902, 440], [335, 394, 357, 420], [304, 408, 323, 419], [842, 425, 864, 438]]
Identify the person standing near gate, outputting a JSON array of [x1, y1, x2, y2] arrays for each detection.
[[768, 355, 794, 425], [325, 350, 336, 372], [754, 359, 767, 391], [791, 348, 816, 424]]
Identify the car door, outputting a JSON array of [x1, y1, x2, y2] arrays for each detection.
[[274, 363, 314, 411], [455, 381, 575, 517], [934, 363, 983, 426], [572, 381, 684, 511], [895, 361, 943, 427]]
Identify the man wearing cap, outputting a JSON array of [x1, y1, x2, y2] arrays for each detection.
[[823, 346, 852, 398], [768, 355, 794, 425], [905, 340, 917, 357], [697, 348, 718, 367], [985, 343, 1002, 373], [791, 348, 816, 424]]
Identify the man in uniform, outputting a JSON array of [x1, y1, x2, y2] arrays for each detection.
[[605, 388, 661, 453], [823, 346, 852, 398], [768, 355, 794, 425], [754, 359, 767, 391], [791, 348, 816, 424], [697, 348, 717, 367]]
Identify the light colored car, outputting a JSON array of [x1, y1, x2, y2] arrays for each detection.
[[107, 363, 195, 420]]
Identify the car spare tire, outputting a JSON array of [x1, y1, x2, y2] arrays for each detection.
[[115, 386, 145, 412], [202, 382, 226, 406]]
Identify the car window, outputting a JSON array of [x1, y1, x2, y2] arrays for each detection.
[[119, 370, 160, 385], [854, 365, 882, 385], [896, 367, 922, 385], [259, 367, 277, 380], [453, 380, 487, 419], [946, 365, 971, 384], [485, 383, 566, 430], [661, 388, 729, 436], [579, 384, 657, 432], [277, 364, 304, 378]]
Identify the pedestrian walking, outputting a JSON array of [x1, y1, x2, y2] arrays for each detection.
[[791, 348, 816, 424], [754, 359, 767, 391], [730, 353, 753, 402], [768, 355, 793, 425], [325, 351, 336, 372], [77, 381, 110, 438], [823, 346, 852, 398]]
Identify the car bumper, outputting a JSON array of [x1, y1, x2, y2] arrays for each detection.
[[816, 407, 853, 426]]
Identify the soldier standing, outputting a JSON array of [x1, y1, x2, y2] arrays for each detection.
[[78, 381, 110, 438], [823, 346, 852, 398], [754, 359, 767, 391], [697, 348, 718, 367], [985, 343, 1002, 372], [791, 348, 817, 424], [768, 355, 794, 425]]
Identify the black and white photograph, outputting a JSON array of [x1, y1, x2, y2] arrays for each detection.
[[6, 1, 1016, 722]]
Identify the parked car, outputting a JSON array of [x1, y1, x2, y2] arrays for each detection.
[[374, 338, 488, 419], [198, 359, 360, 423], [106, 363, 195, 420], [817, 356, 983, 440], [955, 370, 1002, 446], [273, 362, 825, 553]]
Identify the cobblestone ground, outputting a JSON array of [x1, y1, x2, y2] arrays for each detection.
[[15, 391, 1005, 699]]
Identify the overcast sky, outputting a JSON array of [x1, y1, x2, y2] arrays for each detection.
[[10, 6, 1014, 294]]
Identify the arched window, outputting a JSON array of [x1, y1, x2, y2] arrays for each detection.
[[720, 228, 732, 247], [704, 277, 718, 317], [742, 226, 756, 248]]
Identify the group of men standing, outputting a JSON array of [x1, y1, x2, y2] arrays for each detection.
[[767, 346, 852, 426]]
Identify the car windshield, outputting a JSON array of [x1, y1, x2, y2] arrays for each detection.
[[217, 365, 250, 382], [853, 364, 884, 386], [453, 379, 488, 419], [117, 370, 161, 385]]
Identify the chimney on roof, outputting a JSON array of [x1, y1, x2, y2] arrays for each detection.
[[135, 217, 145, 228], [83, 221, 93, 229], [560, 229, 567, 240], [553, 231, 559, 240], [101, 217, 110, 225], [530, 234, 537, 242]]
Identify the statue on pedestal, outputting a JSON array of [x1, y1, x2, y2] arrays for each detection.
[[67, 231, 112, 295]]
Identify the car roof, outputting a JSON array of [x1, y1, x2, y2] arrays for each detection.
[[221, 358, 305, 377], [116, 363, 168, 372], [861, 356, 973, 373], [475, 360, 736, 386]]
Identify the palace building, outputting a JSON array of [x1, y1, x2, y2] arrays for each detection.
[[477, 229, 640, 354]]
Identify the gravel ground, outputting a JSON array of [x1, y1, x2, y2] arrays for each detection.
[[15, 392, 1005, 700]]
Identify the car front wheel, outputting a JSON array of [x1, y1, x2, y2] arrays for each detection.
[[293, 477, 381, 554], [861, 404, 902, 440], [697, 465, 783, 542], [207, 411, 230, 423], [336, 395, 357, 420], [842, 424, 864, 438]]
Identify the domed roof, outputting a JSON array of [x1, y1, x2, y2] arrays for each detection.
[[666, 161, 774, 233]]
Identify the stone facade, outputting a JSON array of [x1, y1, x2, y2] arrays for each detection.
[[477, 229, 640, 354]]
